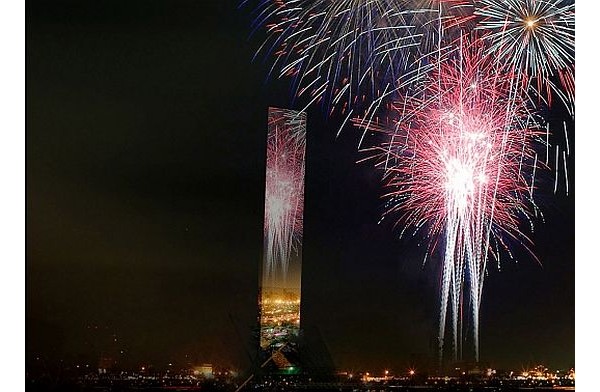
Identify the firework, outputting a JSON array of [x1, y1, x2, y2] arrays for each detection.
[[357, 39, 544, 362], [263, 107, 307, 281], [474, 0, 575, 109], [406, 0, 476, 56], [244, 0, 484, 134], [246, 0, 428, 119], [243, 0, 574, 365]]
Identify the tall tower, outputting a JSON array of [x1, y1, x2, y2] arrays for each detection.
[[258, 107, 306, 373]]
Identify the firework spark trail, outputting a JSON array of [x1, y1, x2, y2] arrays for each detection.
[[564, 121, 570, 156], [474, 0, 575, 110], [246, 0, 480, 125], [405, 0, 476, 57], [474, 0, 575, 198], [545, 123, 549, 164], [248, 0, 420, 117], [563, 149, 568, 196], [355, 39, 543, 362], [263, 108, 307, 282], [554, 144, 559, 194]]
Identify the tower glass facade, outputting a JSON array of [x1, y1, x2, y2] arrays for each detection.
[[259, 107, 306, 371]]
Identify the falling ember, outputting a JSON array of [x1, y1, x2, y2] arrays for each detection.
[[563, 150, 569, 196], [554, 145, 560, 194]]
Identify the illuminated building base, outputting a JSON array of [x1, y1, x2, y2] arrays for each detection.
[[258, 282, 302, 373], [259, 287, 300, 350]]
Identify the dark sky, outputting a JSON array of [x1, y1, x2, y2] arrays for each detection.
[[27, 0, 574, 373]]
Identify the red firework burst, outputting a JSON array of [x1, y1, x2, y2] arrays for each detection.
[[355, 38, 545, 361], [369, 39, 542, 250]]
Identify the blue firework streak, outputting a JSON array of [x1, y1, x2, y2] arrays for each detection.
[[245, 0, 427, 121]]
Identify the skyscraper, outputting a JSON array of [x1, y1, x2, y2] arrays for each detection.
[[258, 107, 306, 372]]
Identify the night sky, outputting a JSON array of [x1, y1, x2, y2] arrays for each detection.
[[27, 0, 574, 373]]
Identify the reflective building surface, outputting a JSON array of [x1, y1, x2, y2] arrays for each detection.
[[258, 108, 306, 372]]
